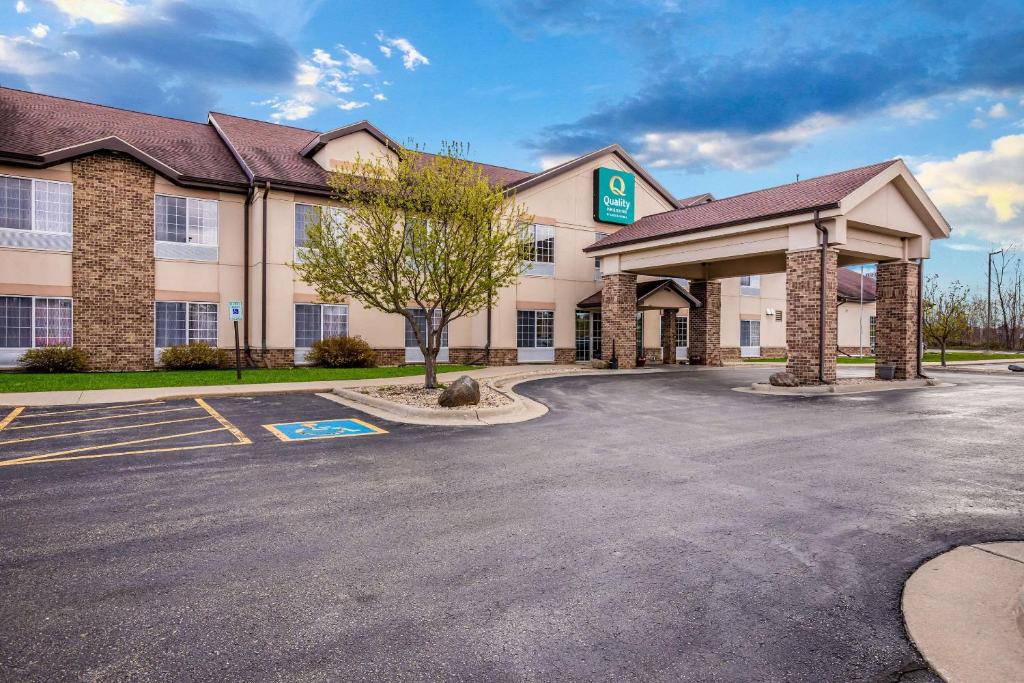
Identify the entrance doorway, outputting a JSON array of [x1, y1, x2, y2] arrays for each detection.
[[740, 319, 760, 358], [575, 310, 602, 361], [676, 314, 688, 360]]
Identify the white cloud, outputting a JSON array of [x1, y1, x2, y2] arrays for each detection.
[[969, 117, 986, 129], [337, 100, 369, 111], [372, 92, 386, 101], [941, 242, 988, 252], [988, 102, 1009, 119], [539, 154, 576, 170], [887, 99, 937, 122], [915, 134, 1024, 245], [341, 47, 376, 75], [375, 31, 428, 70], [295, 62, 320, 87], [49, 0, 139, 24], [311, 47, 340, 69], [256, 94, 316, 121], [635, 113, 841, 171], [0, 33, 64, 76], [28, 22, 48, 38], [15, 1, 29, 13]]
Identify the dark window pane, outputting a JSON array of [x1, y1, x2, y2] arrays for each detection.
[[0, 296, 32, 347], [0, 176, 32, 231], [155, 195, 187, 243], [155, 302, 187, 347], [295, 304, 321, 347]]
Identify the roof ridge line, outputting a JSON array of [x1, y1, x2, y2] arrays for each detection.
[[0, 85, 214, 128], [208, 110, 321, 134], [703, 159, 901, 206]]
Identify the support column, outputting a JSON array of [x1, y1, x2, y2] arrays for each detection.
[[786, 248, 838, 384], [601, 272, 637, 369], [661, 309, 677, 365], [688, 280, 722, 366], [875, 260, 920, 380]]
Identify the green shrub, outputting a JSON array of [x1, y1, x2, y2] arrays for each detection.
[[308, 335, 377, 368], [159, 342, 229, 370], [17, 346, 88, 373]]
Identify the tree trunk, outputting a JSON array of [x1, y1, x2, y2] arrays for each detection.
[[940, 340, 946, 367], [424, 352, 438, 389]]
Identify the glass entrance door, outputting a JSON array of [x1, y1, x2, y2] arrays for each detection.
[[740, 319, 761, 357], [574, 311, 602, 361]]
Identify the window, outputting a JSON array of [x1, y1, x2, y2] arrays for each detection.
[[740, 319, 761, 353], [676, 315, 688, 348], [295, 303, 348, 348], [869, 315, 877, 352], [593, 232, 608, 280], [517, 310, 554, 348], [0, 175, 72, 234], [575, 310, 602, 361], [295, 203, 347, 261], [155, 302, 218, 348], [404, 308, 447, 348], [522, 223, 555, 277], [155, 195, 218, 246], [0, 296, 72, 349], [739, 275, 761, 296]]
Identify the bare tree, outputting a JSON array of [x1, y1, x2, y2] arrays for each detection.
[[992, 248, 1023, 350], [923, 275, 971, 366]]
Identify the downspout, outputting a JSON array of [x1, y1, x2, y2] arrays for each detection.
[[261, 182, 270, 356], [243, 183, 254, 363], [917, 257, 925, 378], [813, 209, 828, 383]]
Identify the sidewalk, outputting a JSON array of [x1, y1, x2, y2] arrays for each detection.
[[0, 364, 604, 407], [903, 542, 1024, 683]]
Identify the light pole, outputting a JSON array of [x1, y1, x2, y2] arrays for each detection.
[[988, 248, 1004, 352]]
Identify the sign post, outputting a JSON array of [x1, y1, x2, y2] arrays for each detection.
[[228, 301, 243, 380]]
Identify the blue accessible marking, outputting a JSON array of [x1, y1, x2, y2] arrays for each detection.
[[264, 418, 387, 442]]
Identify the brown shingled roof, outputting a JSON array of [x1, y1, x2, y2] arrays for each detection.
[[587, 160, 900, 252], [0, 87, 248, 187], [837, 268, 877, 302]]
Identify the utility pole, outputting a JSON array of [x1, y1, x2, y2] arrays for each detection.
[[988, 248, 1004, 352]]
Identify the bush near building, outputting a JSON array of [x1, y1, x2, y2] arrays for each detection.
[[307, 336, 377, 368], [159, 343, 229, 370], [17, 346, 88, 373]]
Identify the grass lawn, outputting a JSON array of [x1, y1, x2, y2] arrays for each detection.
[[744, 351, 1024, 365], [0, 364, 480, 394]]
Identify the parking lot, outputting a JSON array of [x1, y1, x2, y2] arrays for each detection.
[[1, 367, 1022, 681]]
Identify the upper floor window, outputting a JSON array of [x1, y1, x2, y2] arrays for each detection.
[[155, 195, 218, 246], [0, 175, 72, 234], [0, 296, 72, 349], [295, 203, 348, 257], [739, 275, 761, 296], [523, 223, 555, 277]]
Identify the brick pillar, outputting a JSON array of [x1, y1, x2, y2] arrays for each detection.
[[786, 248, 838, 384], [601, 272, 637, 369], [875, 260, 920, 380], [72, 152, 156, 371], [688, 280, 722, 366], [661, 309, 677, 364]]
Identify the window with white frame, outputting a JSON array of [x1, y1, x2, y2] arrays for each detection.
[[594, 232, 608, 280], [155, 195, 218, 246], [155, 301, 218, 347], [295, 303, 349, 348], [522, 223, 555, 277], [404, 308, 447, 348], [0, 175, 72, 252], [295, 203, 347, 261], [517, 310, 554, 348], [869, 315, 877, 352], [676, 315, 688, 348], [739, 275, 761, 296], [0, 296, 72, 349]]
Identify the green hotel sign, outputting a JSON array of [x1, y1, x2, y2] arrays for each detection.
[[593, 167, 635, 225]]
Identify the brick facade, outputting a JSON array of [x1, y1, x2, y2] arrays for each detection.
[[688, 280, 722, 366], [72, 153, 155, 371], [875, 260, 919, 380], [760, 346, 788, 358], [719, 347, 741, 362], [600, 272, 637, 368], [254, 348, 295, 368], [372, 348, 406, 366], [661, 309, 677, 364], [481, 348, 519, 366], [785, 248, 838, 384]]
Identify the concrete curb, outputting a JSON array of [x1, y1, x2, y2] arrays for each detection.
[[322, 367, 661, 426], [732, 378, 953, 397], [903, 542, 1024, 683]]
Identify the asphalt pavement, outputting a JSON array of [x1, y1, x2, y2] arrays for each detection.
[[1, 367, 1022, 681]]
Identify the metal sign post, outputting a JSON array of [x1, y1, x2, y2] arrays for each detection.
[[228, 301, 243, 380]]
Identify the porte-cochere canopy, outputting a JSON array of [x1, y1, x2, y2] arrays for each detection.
[[585, 160, 951, 384]]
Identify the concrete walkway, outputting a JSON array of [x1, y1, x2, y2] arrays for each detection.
[[0, 364, 610, 407], [903, 542, 1024, 683]]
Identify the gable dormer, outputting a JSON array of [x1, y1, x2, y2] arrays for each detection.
[[300, 121, 400, 172]]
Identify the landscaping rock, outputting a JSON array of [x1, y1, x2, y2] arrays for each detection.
[[1009, 364, 1024, 373], [591, 359, 609, 370], [438, 375, 481, 407], [769, 371, 800, 387]]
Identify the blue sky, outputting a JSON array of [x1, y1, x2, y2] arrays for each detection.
[[1, 0, 1022, 288]]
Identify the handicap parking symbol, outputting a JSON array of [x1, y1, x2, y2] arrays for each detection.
[[264, 418, 387, 442]]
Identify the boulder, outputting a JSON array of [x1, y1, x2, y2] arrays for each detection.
[[769, 371, 800, 387], [591, 359, 609, 370], [1009, 364, 1024, 373], [438, 375, 481, 407]]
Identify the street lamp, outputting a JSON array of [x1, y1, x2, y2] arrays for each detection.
[[988, 248, 1004, 352]]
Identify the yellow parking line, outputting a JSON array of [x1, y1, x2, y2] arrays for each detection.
[[0, 415, 211, 446], [195, 398, 251, 444], [6, 405, 200, 430], [0, 441, 243, 467], [15, 401, 166, 419], [0, 427, 228, 467], [0, 406, 24, 432]]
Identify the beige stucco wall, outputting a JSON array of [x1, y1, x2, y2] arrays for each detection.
[[719, 274, 786, 349], [838, 300, 876, 351]]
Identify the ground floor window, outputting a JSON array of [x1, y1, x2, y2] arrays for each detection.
[[155, 301, 218, 347], [405, 308, 448, 363], [869, 315, 877, 352], [0, 296, 72, 349], [574, 310, 601, 361], [517, 309, 554, 362], [295, 303, 349, 348], [676, 315, 688, 348], [636, 311, 644, 359], [740, 319, 761, 357]]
